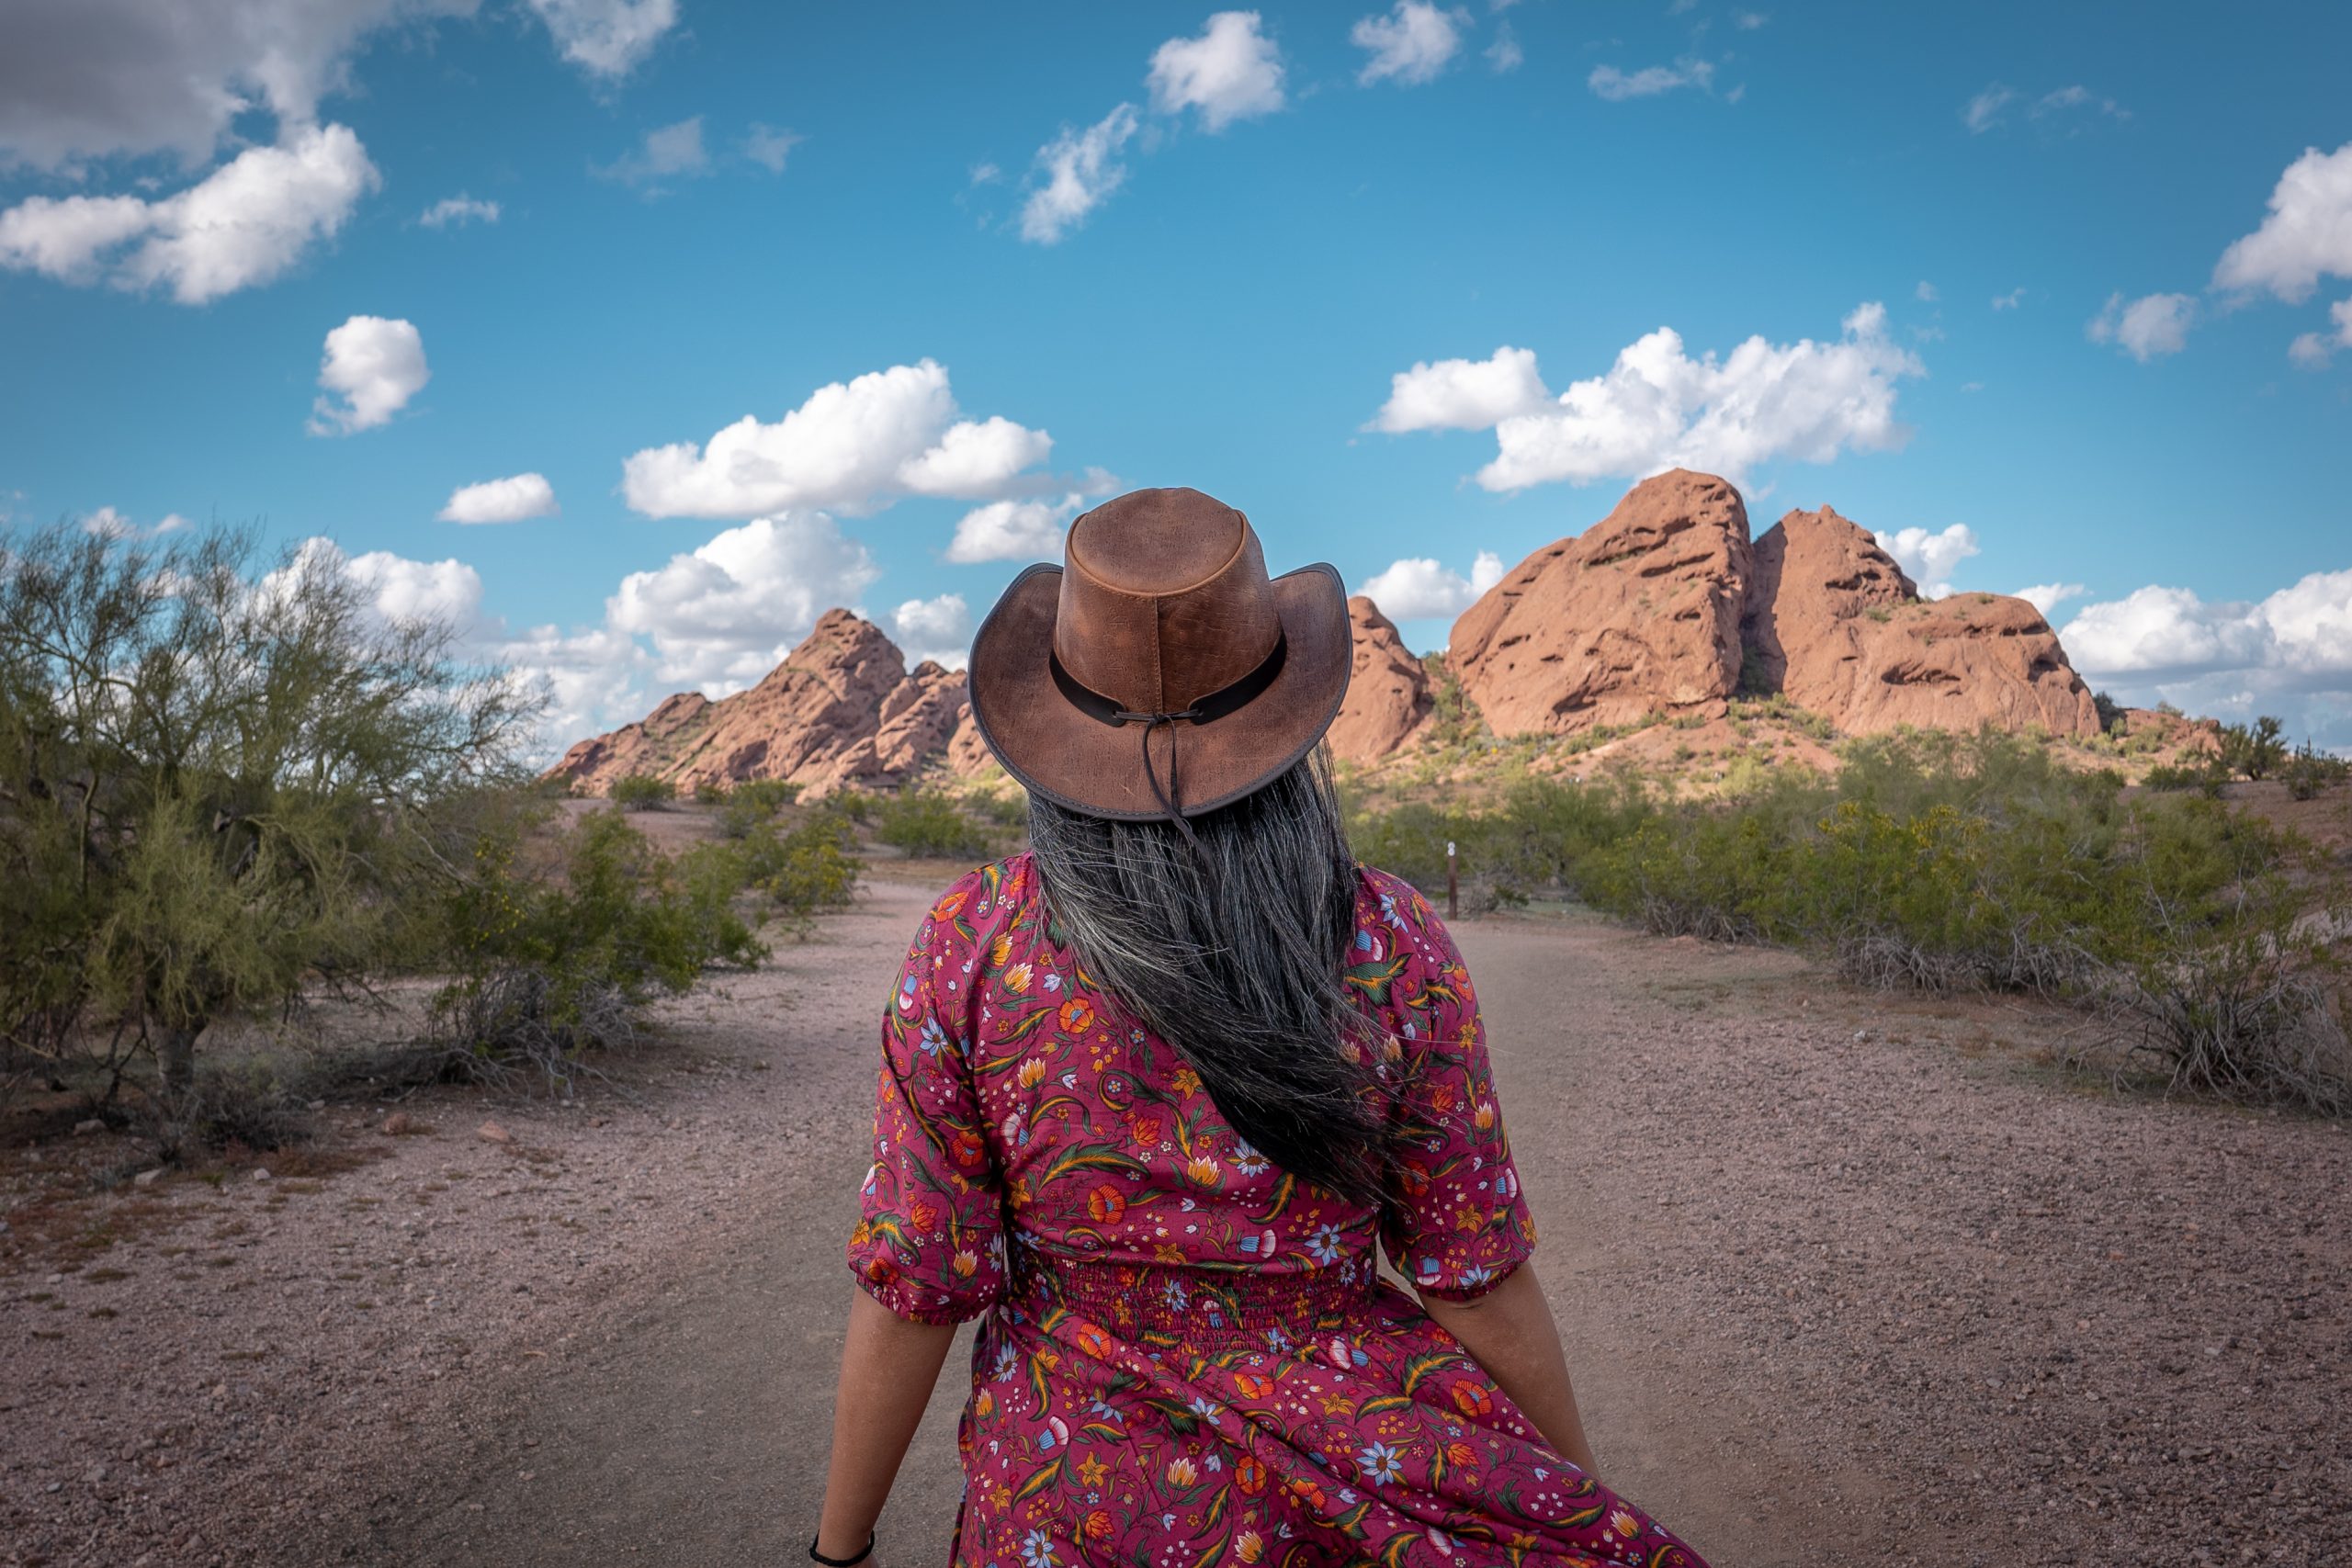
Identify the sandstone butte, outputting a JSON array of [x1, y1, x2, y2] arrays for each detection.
[[1450, 468, 2102, 741], [548, 471, 2135, 797]]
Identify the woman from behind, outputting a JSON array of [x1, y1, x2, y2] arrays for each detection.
[[814, 488, 1709, 1568]]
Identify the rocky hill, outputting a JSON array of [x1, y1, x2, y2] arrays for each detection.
[[548, 471, 2151, 798], [1452, 468, 2100, 740], [545, 609, 986, 797]]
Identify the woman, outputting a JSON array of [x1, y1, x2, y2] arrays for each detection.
[[816, 489, 1709, 1568]]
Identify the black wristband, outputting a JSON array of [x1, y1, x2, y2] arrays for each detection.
[[810, 1530, 875, 1567]]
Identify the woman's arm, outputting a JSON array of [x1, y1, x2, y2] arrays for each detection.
[[814, 1288, 960, 1562], [1417, 1261, 1600, 1474]]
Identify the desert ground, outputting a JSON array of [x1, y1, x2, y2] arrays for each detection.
[[4, 862, 2346, 1568]]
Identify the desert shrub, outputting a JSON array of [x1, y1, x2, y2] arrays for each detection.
[[2218, 716, 2288, 782], [2282, 744, 2347, 802], [432, 807, 764, 1086], [2144, 761, 2227, 796], [2093, 690, 2126, 734], [967, 787, 1030, 829], [730, 814, 861, 926], [142, 1060, 314, 1163], [693, 779, 729, 804], [610, 773, 674, 811], [874, 788, 991, 860], [1353, 726, 2349, 1113], [0, 518, 534, 1112], [716, 777, 804, 839], [821, 786, 876, 825]]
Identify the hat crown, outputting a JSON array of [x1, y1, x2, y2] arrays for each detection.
[[1053, 488, 1283, 714]]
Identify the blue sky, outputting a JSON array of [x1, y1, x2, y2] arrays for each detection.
[[4, 0, 2349, 749]]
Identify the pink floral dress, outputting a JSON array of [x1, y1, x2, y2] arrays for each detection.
[[848, 852, 1709, 1568]]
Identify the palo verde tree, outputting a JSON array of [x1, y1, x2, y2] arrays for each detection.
[[0, 519, 538, 1106]]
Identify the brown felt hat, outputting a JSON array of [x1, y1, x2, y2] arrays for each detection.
[[967, 487, 1351, 821]]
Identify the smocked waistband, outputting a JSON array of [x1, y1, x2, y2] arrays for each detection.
[[1011, 1251, 1374, 1344]]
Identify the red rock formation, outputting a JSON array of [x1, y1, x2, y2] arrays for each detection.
[[1450, 469, 1752, 734], [1742, 504, 1916, 702], [1745, 507, 2099, 738], [1327, 596, 1433, 763], [946, 708, 997, 776], [1448, 474, 2104, 744], [872, 661, 971, 777], [546, 609, 970, 797]]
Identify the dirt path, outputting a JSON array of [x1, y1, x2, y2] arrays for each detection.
[[7, 875, 2346, 1567]]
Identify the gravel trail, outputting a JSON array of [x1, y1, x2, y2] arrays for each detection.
[[4, 878, 2344, 1567]]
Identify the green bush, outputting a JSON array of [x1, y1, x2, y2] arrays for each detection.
[[1352, 727, 2349, 1113], [2219, 716, 2288, 782], [0, 517, 535, 1112], [2282, 744, 2347, 803], [873, 789, 991, 860], [825, 786, 876, 825], [610, 773, 675, 811], [2144, 761, 2228, 796], [966, 787, 1030, 829], [729, 814, 861, 927], [433, 807, 765, 1085], [716, 777, 805, 839], [693, 778, 729, 804]]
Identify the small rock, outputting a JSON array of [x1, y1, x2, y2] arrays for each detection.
[[132, 1168, 164, 1189], [382, 1112, 414, 1136], [308, 1099, 326, 1111], [74, 1117, 105, 1135], [477, 1120, 514, 1145], [250, 1168, 272, 1182]]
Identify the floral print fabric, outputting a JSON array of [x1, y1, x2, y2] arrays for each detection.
[[848, 852, 1708, 1568]]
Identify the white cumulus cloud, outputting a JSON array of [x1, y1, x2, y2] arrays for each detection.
[[1360, 552, 1505, 619], [524, 0, 678, 79], [1352, 2, 1467, 87], [1373, 345, 1550, 433], [420, 194, 499, 228], [889, 594, 974, 669], [310, 314, 427, 435], [1588, 59, 1715, 101], [2213, 141, 2352, 303], [1020, 104, 1139, 244], [622, 360, 1054, 521], [0, 122, 377, 303], [1148, 11, 1285, 131], [1385, 303, 1923, 492], [946, 496, 1080, 564], [2287, 299, 2352, 368], [608, 513, 884, 689], [0, 0, 459, 171], [2014, 581, 2087, 617], [2087, 291, 2195, 362], [440, 472, 559, 525], [743, 124, 803, 174], [597, 116, 710, 191], [1962, 84, 2017, 133], [1872, 523, 1979, 599], [2061, 585, 2276, 682]]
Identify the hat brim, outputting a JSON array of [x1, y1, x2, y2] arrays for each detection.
[[967, 561, 1352, 820]]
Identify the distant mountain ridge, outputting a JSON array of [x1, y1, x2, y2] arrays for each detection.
[[546, 470, 2179, 798]]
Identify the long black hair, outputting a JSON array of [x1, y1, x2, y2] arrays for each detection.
[[1023, 749, 1390, 1205]]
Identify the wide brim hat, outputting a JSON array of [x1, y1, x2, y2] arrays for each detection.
[[967, 487, 1351, 821]]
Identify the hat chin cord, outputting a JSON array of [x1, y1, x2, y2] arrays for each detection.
[[1045, 630, 1289, 850], [1114, 706, 1206, 855]]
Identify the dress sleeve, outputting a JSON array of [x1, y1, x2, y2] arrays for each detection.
[[844, 892, 1008, 1325], [1375, 900, 1537, 1302]]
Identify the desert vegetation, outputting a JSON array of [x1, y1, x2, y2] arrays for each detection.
[[0, 519, 971, 1164], [1349, 728, 2352, 1115]]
